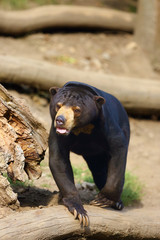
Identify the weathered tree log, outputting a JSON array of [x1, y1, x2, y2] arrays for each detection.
[[0, 84, 48, 207], [0, 205, 159, 240], [0, 5, 136, 36], [0, 175, 19, 208], [1, 55, 160, 115]]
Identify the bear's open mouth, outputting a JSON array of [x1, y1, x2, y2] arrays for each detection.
[[56, 127, 70, 135]]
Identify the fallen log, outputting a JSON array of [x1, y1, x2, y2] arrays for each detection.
[[0, 84, 48, 207], [0, 5, 136, 36], [1, 55, 160, 115], [0, 205, 159, 240]]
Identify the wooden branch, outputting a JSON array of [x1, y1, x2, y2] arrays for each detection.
[[0, 5, 136, 36], [1, 55, 160, 115], [0, 84, 48, 206], [0, 206, 159, 239]]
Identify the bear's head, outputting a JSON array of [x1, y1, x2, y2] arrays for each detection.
[[50, 84, 105, 136]]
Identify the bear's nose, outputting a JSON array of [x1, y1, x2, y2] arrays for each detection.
[[56, 115, 65, 126]]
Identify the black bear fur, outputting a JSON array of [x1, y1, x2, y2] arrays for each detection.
[[49, 81, 130, 226]]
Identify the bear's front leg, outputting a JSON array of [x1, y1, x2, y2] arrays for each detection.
[[63, 195, 89, 226], [49, 126, 89, 226]]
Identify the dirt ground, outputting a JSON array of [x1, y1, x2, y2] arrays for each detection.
[[0, 21, 160, 233]]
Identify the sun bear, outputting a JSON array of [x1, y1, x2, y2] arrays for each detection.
[[49, 81, 130, 227]]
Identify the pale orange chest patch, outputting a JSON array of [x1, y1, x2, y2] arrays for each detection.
[[72, 124, 95, 136]]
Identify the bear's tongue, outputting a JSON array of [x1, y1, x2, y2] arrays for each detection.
[[56, 127, 69, 135]]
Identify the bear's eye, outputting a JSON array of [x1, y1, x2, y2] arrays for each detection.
[[56, 102, 62, 112], [73, 106, 81, 117]]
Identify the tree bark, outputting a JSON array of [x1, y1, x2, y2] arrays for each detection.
[[135, 0, 158, 54], [0, 5, 136, 36], [1, 55, 160, 115], [0, 84, 48, 207], [0, 175, 19, 208], [0, 205, 159, 240], [153, 0, 160, 71]]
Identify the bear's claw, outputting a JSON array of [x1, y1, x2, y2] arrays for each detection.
[[90, 194, 124, 210], [90, 197, 114, 208], [74, 209, 78, 219], [73, 209, 89, 227], [63, 197, 89, 227], [114, 201, 124, 210]]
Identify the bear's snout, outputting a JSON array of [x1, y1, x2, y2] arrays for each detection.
[[54, 105, 75, 135], [56, 115, 66, 127]]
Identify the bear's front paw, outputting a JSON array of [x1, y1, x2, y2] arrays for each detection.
[[63, 196, 89, 227], [90, 193, 124, 210]]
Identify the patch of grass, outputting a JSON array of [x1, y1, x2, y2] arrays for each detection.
[[0, 0, 28, 10], [72, 165, 143, 206], [0, 0, 58, 10], [3, 172, 33, 188], [46, 173, 52, 178], [9, 178, 33, 188], [72, 165, 94, 184], [40, 161, 47, 167], [32, 0, 58, 6], [56, 55, 77, 64], [41, 183, 51, 188], [122, 172, 143, 206], [129, 5, 137, 13]]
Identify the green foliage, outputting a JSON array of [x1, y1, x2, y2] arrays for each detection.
[[122, 171, 143, 206], [0, 0, 138, 11], [41, 183, 51, 188], [9, 178, 33, 188], [72, 165, 94, 183], [40, 161, 47, 167], [31, 0, 58, 6], [0, 0, 27, 9], [2, 172, 32, 188], [56, 55, 77, 64], [72, 165, 143, 206], [46, 173, 52, 178], [0, 0, 58, 10], [129, 5, 137, 13]]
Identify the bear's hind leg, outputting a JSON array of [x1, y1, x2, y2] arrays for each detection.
[[94, 144, 128, 210], [91, 193, 124, 210], [83, 153, 107, 191], [83, 154, 123, 210]]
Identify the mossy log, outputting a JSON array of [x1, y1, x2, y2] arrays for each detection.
[[1, 55, 160, 115], [0, 205, 159, 240], [0, 84, 48, 207], [0, 5, 135, 36]]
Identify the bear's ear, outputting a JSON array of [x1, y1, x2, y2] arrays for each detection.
[[49, 87, 59, 96], [94, 96, 106, 108]]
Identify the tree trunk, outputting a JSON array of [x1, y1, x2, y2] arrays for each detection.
[[0, 5, 136, 36], [0, 205, 159, 240], [153, 0, 160, 71], [1, 55, 160, 115], [135, 0, 160, 71], [0, 84, 48, 207]]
